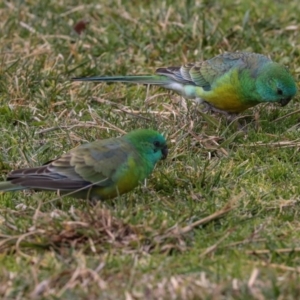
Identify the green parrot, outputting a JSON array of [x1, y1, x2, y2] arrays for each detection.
[[72, 52, 297, 114], [0, 129, 168, 200]]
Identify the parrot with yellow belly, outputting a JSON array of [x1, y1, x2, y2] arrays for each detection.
[[72, 52, 297, 114]]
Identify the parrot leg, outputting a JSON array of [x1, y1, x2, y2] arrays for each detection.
[[200, 101, 234, 117], [200, 102, 254, 131]]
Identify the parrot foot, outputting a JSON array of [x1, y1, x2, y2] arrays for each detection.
[[201, 102, 253, 131], [201, 102, 235, 117]]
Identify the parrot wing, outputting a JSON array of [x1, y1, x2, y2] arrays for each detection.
[[155, 52, 272, 91], [7, 139, 133, 191]]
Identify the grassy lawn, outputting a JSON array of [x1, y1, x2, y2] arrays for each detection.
[[1, 0, 300, 298]]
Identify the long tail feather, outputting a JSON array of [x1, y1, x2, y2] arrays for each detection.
[[0, 181, 25, 192], [72, 75, 170, 86]]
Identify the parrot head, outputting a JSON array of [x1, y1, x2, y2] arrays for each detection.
[[125, 129, 168, 163], [256, 62, 297, 106]]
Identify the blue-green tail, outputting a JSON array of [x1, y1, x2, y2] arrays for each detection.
[[72, 75, 170, 86], [0, 181, 24, 192]]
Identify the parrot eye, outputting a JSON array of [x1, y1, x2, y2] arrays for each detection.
[[153, 141, 161, 147], [277, 88, 283, 95]]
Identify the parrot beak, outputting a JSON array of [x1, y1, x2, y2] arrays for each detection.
[[161, 145, 168, 160], [280, 97, 292, 106]]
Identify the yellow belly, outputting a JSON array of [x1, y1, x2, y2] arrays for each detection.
[[199, 69, 256, 113], [89, 157, 145, 200]]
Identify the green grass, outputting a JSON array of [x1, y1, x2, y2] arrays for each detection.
[[1, 0, 300, 298]]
